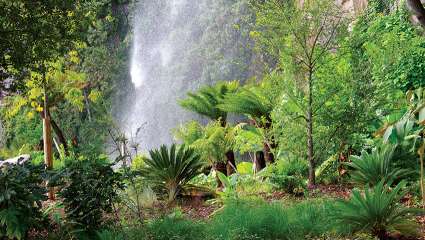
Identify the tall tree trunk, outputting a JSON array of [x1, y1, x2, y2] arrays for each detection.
[[225, 150, 236, 175], [254, 151, 266, 173], [43, 84, 54, 200], [307, 70, 315, 188]]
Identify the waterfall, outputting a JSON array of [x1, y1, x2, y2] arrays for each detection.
[[123, 0, 254, 151]]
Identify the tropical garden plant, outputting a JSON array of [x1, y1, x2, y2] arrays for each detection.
[[219, 85, 275, 167], [376, 88, 425, 206], [179, 81, 239, 175], [266, 159, 308, 195], [141, 144, 203, 203], [54, 157, 124, 233], [334, 180, 422, 239], [346, 144, 411, 187], [179, 81, 239, 124], [0, 162, 47, 240]]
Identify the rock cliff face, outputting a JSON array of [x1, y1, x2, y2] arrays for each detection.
[[337, 0, 368, 14], [297, 0, 368, 14]]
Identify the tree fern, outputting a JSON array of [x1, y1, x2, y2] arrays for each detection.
[[218, 86, 273, 124], [179, 81, 239, 122]]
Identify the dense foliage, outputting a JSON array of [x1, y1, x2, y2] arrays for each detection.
[[55, 158, 123, 233], [0, 162, 47, 239], [0, 0, 424, 239], [347, 144, 411, 186]]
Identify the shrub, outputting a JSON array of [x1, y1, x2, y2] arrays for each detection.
[[55, 157, 123, 233], [315, 154, 340, 184], [334, 180, 422, 239], [267, 159, 307, 194], [236, 162, 253, 175], [208, 199, 338, 240], [347, 145, 411, 186], [0, 162, 47, 239], [141, 144, 204, 203]]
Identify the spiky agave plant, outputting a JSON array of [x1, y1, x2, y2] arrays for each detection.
[[334, 180, 422, 239], [141, 144, 204, 203], [346, 144, 411, 187]]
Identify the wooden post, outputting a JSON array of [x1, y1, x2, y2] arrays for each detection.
[[43, 82, 54, 200]]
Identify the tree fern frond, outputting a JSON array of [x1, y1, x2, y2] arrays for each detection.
[[179, 81, 239, 121]]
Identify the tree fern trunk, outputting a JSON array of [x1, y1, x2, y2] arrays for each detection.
[[214, 162, 227, 188], [254, 151, 266, 173], [263, 142, 275, 164], [225, 150, 236, 175]]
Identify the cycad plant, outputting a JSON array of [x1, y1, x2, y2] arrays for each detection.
[[141, 144, 203, 203], [346, 145, 411, 187], [334, 181, 422, 239]]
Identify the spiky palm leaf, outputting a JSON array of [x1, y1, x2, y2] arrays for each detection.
[[346, 145, 411, 187], [141, 144, 204, 202], [334, 181, 422, 239], [179, 81, 239, 121], [218, 87, 273, 123]]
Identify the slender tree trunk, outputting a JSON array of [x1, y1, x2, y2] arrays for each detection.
[[254, 151, 266, 173], [50, 116, 69, 156], [307, 70, 315, 188], [225, 150, 236, 175], [43, 83, 54, 200], [83, 88, 92, 122]]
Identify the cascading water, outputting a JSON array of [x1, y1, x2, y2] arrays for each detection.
[[123, 0, 255, 151]]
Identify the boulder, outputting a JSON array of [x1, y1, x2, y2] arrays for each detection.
[[0, 154, 31, 168]]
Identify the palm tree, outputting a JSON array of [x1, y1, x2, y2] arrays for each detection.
[[179, 81, 239, 176], [218, 86, 275, 170]]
